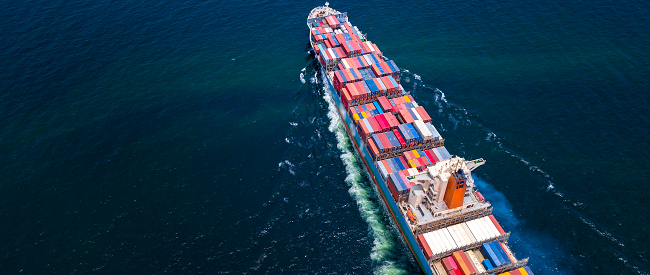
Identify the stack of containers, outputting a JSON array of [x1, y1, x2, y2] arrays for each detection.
[[341, 81, 371, 107], [413, 120, 434, 143], [325, 15, 339, 29], [452, 250, 477, 275], [397, 123, 422, 147], [481, 241, 512, 269], [414, 106, 432, 123], [361, 41, 381, 57], [398, 108, 416, 124], [388, 95, 415, 112], [387, 172, 410, 201], [425, 122, 442, 142], [377, 96, 393, 113], [403, 149, 432, 169], [392, 128, 407, 148], [466, 250, 487, 274], [371, 60, 392, 78], [375, 156, 409, 179], [380, 75, 399, 94], [441, 256, 459, 275], [333, 68, 363, 93], [422, 146, 451, 163]]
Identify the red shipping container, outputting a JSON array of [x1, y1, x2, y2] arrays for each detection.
[[415, 106, 432, 123], [335, 47, 346, 59], [337, 63, 345, 71], [377, 96, 392, 112], [342, 41, 352, 55], [442, 257, 458, 271], [424, 150, 437, 164], [358, 119, 371, 137], [458, 252, 476, 275], [360, 42, 372, 54], [378, 133, 392, 151], [489, 215, 506, 235], [419, 157, 430, 166], [375, 115, 390, 132], [354, 83, 366, 99], [367, 116, 381, 134], [367, 138, 380, 159], [417, 235, 433, 260], [381, 160, 391, 174], [341, 88, 352, 109], [399, 151, 408, 160], [398, 109, 414, 123]]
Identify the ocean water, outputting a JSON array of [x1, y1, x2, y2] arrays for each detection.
[[1, 0, 649, 274]]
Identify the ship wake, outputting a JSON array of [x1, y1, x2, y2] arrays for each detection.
[[322, 79, 408, 275]]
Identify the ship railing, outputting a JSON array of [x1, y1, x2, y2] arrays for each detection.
[[371, 140, 445, 162], [473, 258, 529, 275], [414, 206, 492, 235], [427, 232, 511, 263]]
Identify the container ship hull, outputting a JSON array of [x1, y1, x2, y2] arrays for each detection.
[[320, 72, 433, 273], [308, 4, 534, 275]]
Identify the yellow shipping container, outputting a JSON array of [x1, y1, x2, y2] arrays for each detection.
[[519, 268, 529, 275], [408, 160, 417, 168], [403, 95, 411, 102], [361, 112, 368, 118], [353, 113, 360, 122], [411, 150, 420, 158]]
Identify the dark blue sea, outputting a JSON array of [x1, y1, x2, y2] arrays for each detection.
[[1, 0, 649, 274]]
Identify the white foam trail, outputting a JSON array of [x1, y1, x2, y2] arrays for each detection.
[[322, 81, 406, 275], [310, 71, 318, 83], [300, 72, 306, 84]]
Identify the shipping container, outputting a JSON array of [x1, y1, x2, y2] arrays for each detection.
[[482, 216, 501, 238], [482, 259, 494, 271], [468, 219, 486, 242], [417, 234, 433, 260], [481, 242, 500, 267], [442, 256, 458, 271], [489, 215, 506, 235], [524, 266, 535, 275], [424, 232, 441, 255]]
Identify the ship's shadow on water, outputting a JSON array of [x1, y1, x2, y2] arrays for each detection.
[[473, 177, 577, 275]]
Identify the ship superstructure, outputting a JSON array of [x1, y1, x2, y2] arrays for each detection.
[[307, 3, 535, 275]]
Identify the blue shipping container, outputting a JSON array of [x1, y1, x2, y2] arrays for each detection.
[[482, 259, 493, 271], [481, 243, 501, 267]]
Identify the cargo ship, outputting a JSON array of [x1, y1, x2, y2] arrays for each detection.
[[307, 3, 535, 275]]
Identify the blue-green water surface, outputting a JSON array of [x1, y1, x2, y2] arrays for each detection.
[[1, 0, 649, 274]]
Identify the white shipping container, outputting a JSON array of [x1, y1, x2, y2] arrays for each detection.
[[424, 232, 441, 255], [448, 226, 464, 248], [481, 216, 500, 238], [435, 230, 451, 252], [413, 120, 433, 140], [442, 228, 458, 250], [342, 59, 350, 69], [467, 250, 486, 273], [477, 218, 495, 240], [412, 108, 424, 121], [467, 220, 485, 241], [461, 222, 477, 244], [456, 224, 472, 246]]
